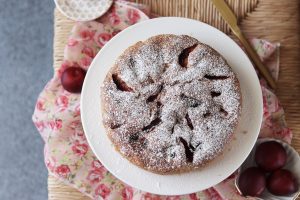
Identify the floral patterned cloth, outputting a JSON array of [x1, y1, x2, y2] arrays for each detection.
[[32, 1, 292, 199]]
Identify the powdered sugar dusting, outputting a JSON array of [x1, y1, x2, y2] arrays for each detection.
[[101, 34, 241, 173]]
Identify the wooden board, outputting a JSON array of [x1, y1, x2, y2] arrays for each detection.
[[49, 0, 300, 199]]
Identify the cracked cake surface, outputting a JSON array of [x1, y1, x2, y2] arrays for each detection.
[[101, 34, 241, 174]]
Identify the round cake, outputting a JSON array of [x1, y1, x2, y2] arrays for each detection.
[[101, 34, 241, 174]]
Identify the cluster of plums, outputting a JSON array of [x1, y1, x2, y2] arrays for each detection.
[[61, 67, 86, 93], [238, 141, 298, 197]]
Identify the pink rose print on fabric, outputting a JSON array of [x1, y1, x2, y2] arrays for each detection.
[[48, 119, 62, 130], [87, 160, 107, 185], [55, 165, 70, 178], [96, 33, 112, 47], [71, 141, 88, 156], [67, 38, 79, 47], [95, 184, 111, 199], [188, 193, 199, 200], [204, 188, 223, 200], [127, 8, 141, 24], [34, 121, 45, 132], [46, 156, 56, 172], [109, 13, 121, 25], [69, 120, 82, 130], [79, 30, 95, 41], [71, 130, 85, 141], [263, 93, 270, 119], [121, 186, 134, 200], [259, 86, 292, 143], [79, 57, 93, 69], [55, 95, 69, 112], [73, 104, 80, 117], [81, 46, 95, 58], [69, 121, 85, 141], [87, 169, 105, 184], [36, 100, 45, 111], [251, 39, 277, 62], [274, 128, 293, 141], [92, 160, 103, 169], [142, 193, 162, 200], [112, 29, 121, 36]]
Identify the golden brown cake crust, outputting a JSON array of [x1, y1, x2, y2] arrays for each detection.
[[101, 34, 241, 174]]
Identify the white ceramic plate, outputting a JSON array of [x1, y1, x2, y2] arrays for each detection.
[[81, 17, 263, 195], [54, 0, 113, 21]]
